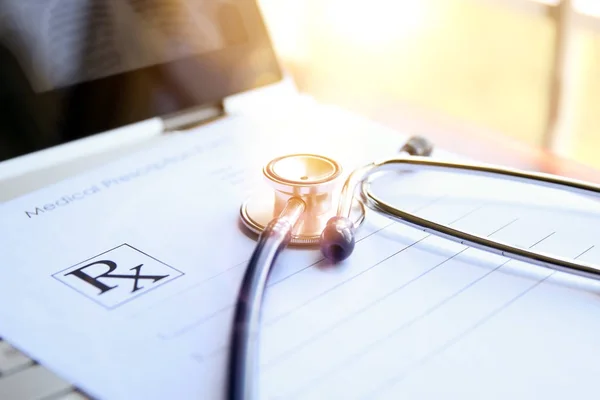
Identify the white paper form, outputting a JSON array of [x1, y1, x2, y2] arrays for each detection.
[[1, 104, 600, 400]]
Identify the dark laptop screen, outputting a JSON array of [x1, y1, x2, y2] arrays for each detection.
[[0, 0, 282, 162]]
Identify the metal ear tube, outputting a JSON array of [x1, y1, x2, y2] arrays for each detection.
[[320, 135, 435, 262]]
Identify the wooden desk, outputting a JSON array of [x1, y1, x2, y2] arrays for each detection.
[[287, 65, 600, 184], [359, 102, 600, 183]]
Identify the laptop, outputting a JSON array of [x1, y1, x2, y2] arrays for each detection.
[[0, 0, 292, 199], [0, 1, 407, 399]]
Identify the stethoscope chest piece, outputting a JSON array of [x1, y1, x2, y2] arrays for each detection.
[[240, 154, 365, 245]]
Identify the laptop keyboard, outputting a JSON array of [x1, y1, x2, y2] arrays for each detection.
[[0, 338, 87, 400]]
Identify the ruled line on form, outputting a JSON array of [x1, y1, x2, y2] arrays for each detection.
[[157, 195, 467, 341], [364, 232, 577, 398], [369, 235, 595, 399], [367, 274, 553, 399], [270, 219, 530, 372], [185, 202, 490, 363], [286, 229, 558, 399], [181, 202, 519, 367], [486, 217, 518, 236], [266, 201, 491, 328], [176, 199, 493, 360], [264, 235, 431, 328], [576, 245, 595, 259], [529, 231, 555, 248], [262, 247, 470, 370], [136, 260, 249, 317], [266, 194, 451, 288]]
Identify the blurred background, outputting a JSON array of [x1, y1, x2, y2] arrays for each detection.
[[256, 0, 600, 169]]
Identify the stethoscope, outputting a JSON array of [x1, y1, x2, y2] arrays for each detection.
[[227, 135, 600, 400]]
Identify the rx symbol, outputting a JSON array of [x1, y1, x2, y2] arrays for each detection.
[[65, 260, 169, 295]]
